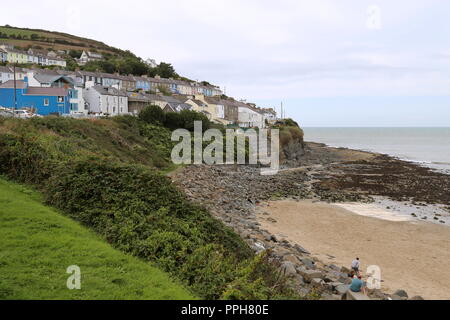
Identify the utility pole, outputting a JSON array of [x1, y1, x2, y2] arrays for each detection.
[[13, 64, 17, 112], [117, 83, 120, 116]]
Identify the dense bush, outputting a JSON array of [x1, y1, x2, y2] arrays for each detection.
[[0, 116, 298, 300], [139, 105, 166, 125], [164, 110, 211, 132]]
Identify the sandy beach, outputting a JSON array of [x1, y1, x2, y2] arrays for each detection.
[[258, 200, 450, 300]]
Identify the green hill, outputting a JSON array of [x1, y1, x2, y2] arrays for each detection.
[[0, 177, 195, 300], [0, 25, 124, 56]]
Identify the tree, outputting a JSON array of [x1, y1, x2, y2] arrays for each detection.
[[178, 110, 210, 132], [139, 105, 166, 125], [154, 62, 178, 78]]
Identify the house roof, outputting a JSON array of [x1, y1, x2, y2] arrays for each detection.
[[0, 66, 12, 73], [127, 92, 152, 102], [33, 73, 74, 86], [25, 87, 68, 96], [142, 93, 167, 101], [86, 51, 103, 58], [0, 80, 27, 89], [76, 70, 102, 78], [91, 85, 127, 97], [161, 95, 184, 104], [189, 99, 206, 106], [204, 97, 223, 105], [28, 48, 49, 56]]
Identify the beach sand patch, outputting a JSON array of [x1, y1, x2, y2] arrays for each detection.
[[258, 200, 450, 300]]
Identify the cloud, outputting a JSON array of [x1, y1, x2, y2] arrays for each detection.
[[1, 0, 449, 125]]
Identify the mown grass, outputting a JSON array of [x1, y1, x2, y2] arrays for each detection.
[[0, 178, 195, 300]]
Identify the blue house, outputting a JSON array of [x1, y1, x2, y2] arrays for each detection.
[[0, 77, 71, 115]]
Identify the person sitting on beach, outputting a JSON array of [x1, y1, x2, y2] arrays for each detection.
[[349, 275, 366, 294], [351, 258, 360, 272]]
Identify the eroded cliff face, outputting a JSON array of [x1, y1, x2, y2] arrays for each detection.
[[282, 138, 305, 162], [277, 122, 305, 163]]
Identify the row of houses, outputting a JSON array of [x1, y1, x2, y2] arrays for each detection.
[[0, 68, 277, 128], [67, 70, 222, 97], [0, 44, 67, 67]]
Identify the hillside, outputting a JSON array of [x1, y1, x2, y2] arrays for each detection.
[[0, 116, 298, 300], [0, 25, 123, 56], [0, 178, 195, 300]]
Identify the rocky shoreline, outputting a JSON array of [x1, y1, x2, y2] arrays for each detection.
[[171, 142, 450, 300]]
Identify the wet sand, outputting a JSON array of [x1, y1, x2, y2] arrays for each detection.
[[258, 200, 450, 300]]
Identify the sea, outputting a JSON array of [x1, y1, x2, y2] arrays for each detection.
[[303, 127, 450, 174]]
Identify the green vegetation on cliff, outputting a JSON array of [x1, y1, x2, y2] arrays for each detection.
[[0, 116, 297, 300], [0, 178, 194, 300]]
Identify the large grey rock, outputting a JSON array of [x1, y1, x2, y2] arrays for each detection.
[[294, 244, 310, 255], [297, 267, 324, 282], [284, 254, 300, 265], [281, 261, 297, 277], [394, 289, 408, 298], [335, 284, 349, 295], [346, 290, 371, 300], [300, 258, 316, 269], [311, 278, 325, 288]]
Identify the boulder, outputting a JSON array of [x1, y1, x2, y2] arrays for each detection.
[[294, 244, 310, 255], [284, 254, 301, 265], [340, 266, 351, 274], [300, 258, 316, 269], [311, 278, 325, 288], [297, 267, 324, 282], [346, 290, 371, 300], [281, 261, 297, 277], [335, 284, 349, 296], [393, 289, 409, 299]]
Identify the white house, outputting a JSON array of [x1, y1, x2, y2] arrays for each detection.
[[238, 103, 264, 129], [0, 66, 13, 84], [78, 51, 103, 65], [83, 83, 128, 116]]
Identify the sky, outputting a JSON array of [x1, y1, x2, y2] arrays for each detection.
[[1, 0, 450, 127]]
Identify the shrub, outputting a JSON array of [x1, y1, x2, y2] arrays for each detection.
[[139, 105, 166, 125]]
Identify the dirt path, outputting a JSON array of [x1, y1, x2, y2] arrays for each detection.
[[258, 200, 450, 300]]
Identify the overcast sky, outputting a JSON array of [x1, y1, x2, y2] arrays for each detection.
[[2, 0, 450, 126]]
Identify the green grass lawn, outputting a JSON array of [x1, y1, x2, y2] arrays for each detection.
[[0, 178, 195, 300]]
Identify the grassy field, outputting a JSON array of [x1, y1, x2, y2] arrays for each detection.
[[0, 177, 195, 300], [0, 25, 120, 55]]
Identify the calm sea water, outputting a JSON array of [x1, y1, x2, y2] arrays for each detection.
[[303, 127, 450, 173]]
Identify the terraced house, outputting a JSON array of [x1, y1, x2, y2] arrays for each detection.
[[5, 48, 28, 64], [83, 84, 128, 116]]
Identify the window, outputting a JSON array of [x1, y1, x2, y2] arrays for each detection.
[[44, 99, 49, 106], [58, 96, 64, 103], [70, 103, 78, 111]]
